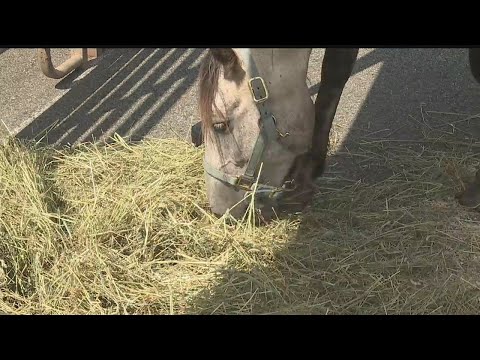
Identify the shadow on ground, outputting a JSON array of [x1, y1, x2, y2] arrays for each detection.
[[325, 48, 480, 181], [11, 47, 480, 314], [187, 48, 480, 314], [16, 48, 205, 146]]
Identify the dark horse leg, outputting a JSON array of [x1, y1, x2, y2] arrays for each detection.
[[311, 48, 359, 178], [469, 48, 480, 83], [455, 49, 480, 208]]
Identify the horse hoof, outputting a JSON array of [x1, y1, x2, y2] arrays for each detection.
[[456, 182, 480, 209]]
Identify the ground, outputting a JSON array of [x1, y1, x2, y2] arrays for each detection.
[[1, 48, 479, 162], [2, 48, 480, 314]]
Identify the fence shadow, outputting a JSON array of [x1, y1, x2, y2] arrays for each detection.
[[16, 48, 206, 146]]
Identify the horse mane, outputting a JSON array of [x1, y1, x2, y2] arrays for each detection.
[[198, 50, 237, 138]]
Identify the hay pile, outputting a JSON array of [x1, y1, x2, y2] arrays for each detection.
[[2, 129, 480, 314]]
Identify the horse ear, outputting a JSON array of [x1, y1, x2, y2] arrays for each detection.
[[210, 48, 244, 76], [210, 48, 237, 65]]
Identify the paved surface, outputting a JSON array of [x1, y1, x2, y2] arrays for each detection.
[[1, 48, 480, 176], [0, 48, 205, 144]]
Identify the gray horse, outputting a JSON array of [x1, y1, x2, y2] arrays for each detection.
[[191, 48, 480, 220]]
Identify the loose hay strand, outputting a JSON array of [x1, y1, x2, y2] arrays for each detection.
[[2, 119, 480, 314]]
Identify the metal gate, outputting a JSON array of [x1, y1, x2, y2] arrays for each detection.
[[38, 48, 103, 79]]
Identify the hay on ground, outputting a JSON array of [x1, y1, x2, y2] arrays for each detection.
[[2, 126, 480, 314]]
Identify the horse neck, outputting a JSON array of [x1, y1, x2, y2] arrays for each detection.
[[234, 48, 312, 85]]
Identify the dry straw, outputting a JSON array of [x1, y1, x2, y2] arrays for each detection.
[[2, 118, 480, 314]]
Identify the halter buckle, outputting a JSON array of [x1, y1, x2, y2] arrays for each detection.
[[236, 174, 255, 191], [248, 77, 269, 103]]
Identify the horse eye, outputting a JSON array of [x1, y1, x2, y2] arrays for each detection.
[[213, 122, 228, 132]]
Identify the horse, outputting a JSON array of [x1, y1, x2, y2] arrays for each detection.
[[191, 48, 480, 220], [456, 48, 480, 208]]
